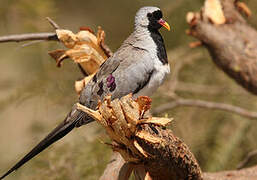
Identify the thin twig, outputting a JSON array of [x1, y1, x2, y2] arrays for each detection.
[[152, 98, 257, 120], [21, 40, 45, 47], [0, 17, 59, 44], [0, 32, 58, 43], [46, 17, 60, 29], [174, 82, 249, 96], [167, 51, 201, 93], [237, 150, 257, 169]]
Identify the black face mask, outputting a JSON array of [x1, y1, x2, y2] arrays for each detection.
[[147, 10, 163, 31]]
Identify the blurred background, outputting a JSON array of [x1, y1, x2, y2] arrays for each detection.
[[0, 0, 257, 179]]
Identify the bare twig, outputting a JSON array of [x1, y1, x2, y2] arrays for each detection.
[[0, 17, 59, 44], [165, 48, 201, 94], [174, 82, 249, 96], [46, 17, 60, 29], [152, 98, 257, 120], [21, 40, 45, 47], [0, 33, 58, 43], [175, 82, 225, 95], [237, 150, 257, 170]]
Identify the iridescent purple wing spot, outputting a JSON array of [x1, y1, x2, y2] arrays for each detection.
[[106, 74, 116, 92]]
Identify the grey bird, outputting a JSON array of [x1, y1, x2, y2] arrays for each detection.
[[0, 6, 170, 179]]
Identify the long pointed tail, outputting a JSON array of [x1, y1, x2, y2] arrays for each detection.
[[0, 107, 89, 179]]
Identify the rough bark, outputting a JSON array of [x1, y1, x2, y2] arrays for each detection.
[[187, 0, 257, 95]]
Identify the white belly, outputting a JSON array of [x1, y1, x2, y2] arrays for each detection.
[[134, 63, 170, 98]]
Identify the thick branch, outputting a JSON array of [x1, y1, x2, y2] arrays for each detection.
[[100, 153, 257, 180], [99, 152, 133, 180], [0, 33, 58, 43], [187, 0, 257, 95], [152, 98, 257, 120]]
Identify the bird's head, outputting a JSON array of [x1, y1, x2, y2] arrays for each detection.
[[135, 6, 170, 32]]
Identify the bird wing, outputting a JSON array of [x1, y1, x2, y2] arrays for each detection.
[[79, 43, 154, 110]]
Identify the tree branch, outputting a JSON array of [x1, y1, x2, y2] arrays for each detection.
[[0, 33, 58, 43], [203, 165, 257, 180], [46, 17, 60, 30], [186, 0, 257, 95], [99, 152, 133, 180], [0, 17, 60, 43], [152, 98, 257, 120], [237, 150, 257, 170], [100, 153, 257, 180]]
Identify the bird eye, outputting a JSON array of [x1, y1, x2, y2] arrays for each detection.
[[153, 10, 162, 19]]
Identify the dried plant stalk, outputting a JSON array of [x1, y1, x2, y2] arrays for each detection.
[[48, 27, 112, 95], [77, 94, 202, 180]]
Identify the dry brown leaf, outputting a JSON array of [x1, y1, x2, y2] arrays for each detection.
[[189, 41, 202, 48], [136, 130, 163, 144], [76, 103, 102, 123], [204, 0, 226, 25], [48, 49, 67, 67], [56, 29, 78, 48], [136, 96, 152, 118], [97, 27, 113, 58], [98, 100, 114, 124], [79, 26, 95, 34], [134, 140, 148, 158], [49, 28, 108, 75], [186, 12, 196, 24], [77, 94, 175, 164], [120, 95, 140, 128], [111, 99, 132, 138], [138, 117, 173, 127], [236, 2, 252, 17]]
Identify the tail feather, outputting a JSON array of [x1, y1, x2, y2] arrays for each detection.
[[0, 109, 86, 179]]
